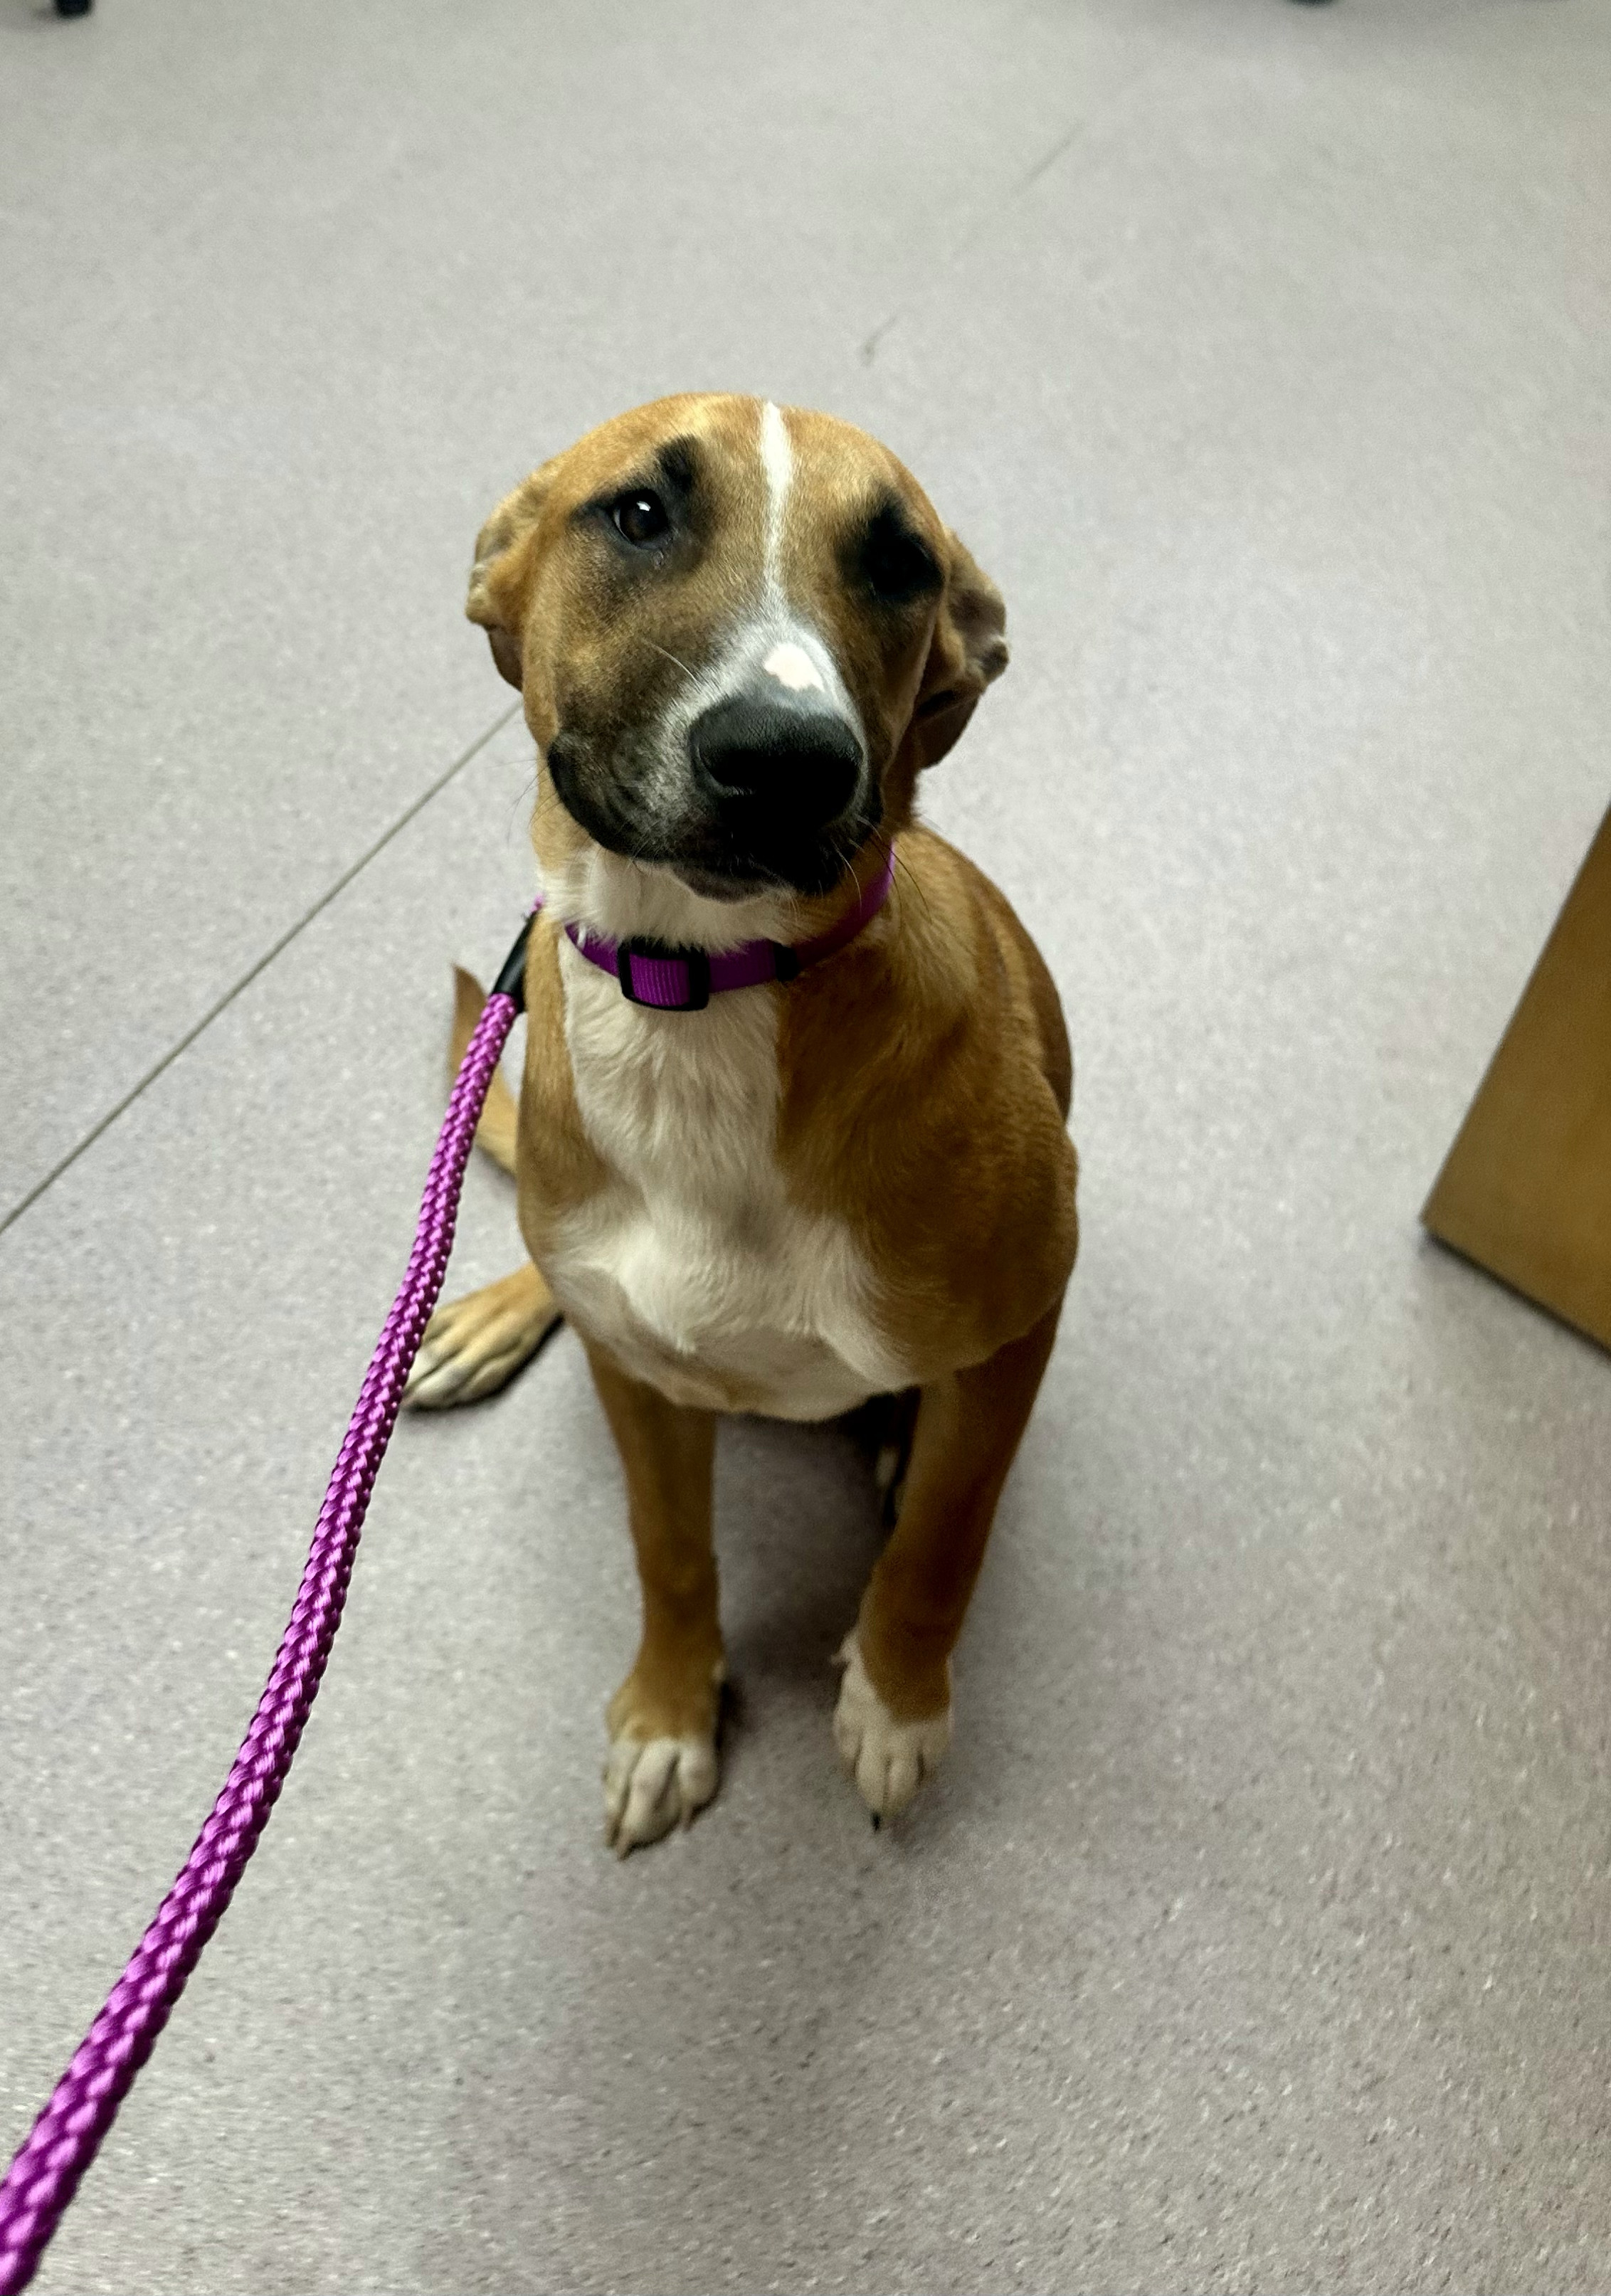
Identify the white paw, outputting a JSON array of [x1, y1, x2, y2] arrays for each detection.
[[833, 1634, 951, 1820], [403, 1274, 560, 1409], [603, 1731, 718, 1855]]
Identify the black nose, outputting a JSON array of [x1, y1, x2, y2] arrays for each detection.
[[688, 694, 862, 830]]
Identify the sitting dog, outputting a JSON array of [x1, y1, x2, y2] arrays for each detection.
[[405, 395, 1078, 1853]]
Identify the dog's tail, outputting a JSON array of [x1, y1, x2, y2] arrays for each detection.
[[451, 966, 519, 1175]]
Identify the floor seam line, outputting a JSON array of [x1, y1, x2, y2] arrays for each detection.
[[0, 702, 522, 1242], [858, 51, 1164, 366]]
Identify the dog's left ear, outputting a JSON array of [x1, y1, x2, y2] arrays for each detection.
[[907, 533, 1009, 770]]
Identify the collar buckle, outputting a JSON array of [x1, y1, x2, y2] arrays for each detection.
[[616, 938, 712, 1011]]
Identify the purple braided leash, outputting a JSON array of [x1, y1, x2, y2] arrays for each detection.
[[0, 928, 530, 2296]]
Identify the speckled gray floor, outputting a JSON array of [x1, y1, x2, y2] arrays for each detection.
[[4, 1, 1610, 2290]]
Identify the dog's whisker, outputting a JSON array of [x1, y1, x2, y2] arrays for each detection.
[[505, 767, 539, 837], [891, 851, 931, 919], [644, 638, 698, 682]]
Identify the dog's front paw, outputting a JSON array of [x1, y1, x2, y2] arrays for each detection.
[[603, 1731, 718, 1855], [833, 1633, 951, 1821], [603, 1658, 723, 1855]]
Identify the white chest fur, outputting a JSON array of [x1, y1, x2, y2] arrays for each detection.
[[546, 944, 907, 1420]]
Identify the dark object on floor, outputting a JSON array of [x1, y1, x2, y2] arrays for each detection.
[[56, 0, 94, 16]]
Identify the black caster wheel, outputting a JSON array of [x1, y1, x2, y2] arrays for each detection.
[[56, 0, 95, 16]]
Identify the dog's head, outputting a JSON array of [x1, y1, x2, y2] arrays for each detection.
[[468, 394, 1007, 904]]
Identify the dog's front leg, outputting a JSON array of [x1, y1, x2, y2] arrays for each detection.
[[835, 1294, 1064, 1821], [585, 1341, 724, 1854]]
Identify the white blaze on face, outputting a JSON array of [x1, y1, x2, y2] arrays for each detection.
[[759, 398, 793, 603], [744, 396, 861, 737], [762, 639, 824, 693], [757, 404, 825, 694]]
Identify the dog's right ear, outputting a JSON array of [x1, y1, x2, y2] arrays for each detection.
[[465, 470, 551, 689], [905, 531, 1009, 771]]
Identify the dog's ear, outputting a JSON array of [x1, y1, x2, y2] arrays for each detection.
[[907, 532, 1009, 769], [465, 471, 551, 689]]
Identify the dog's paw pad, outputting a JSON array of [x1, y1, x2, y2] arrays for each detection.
[[603, 1731, 718, 1854], [833, 1633, 950, 1820]]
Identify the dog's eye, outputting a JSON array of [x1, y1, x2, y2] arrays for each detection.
[[611, 491, 671, 548], [860, 506, 942, 604]]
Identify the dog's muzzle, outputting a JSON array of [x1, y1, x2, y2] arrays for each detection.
[[688, 690, 864, 839]]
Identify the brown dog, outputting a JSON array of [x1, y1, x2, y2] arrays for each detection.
[[405, 396, 1077, 1852]]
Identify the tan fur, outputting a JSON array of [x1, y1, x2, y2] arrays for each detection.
[[450, 966, 519, 1175], [412, 396, 1078, 1843], [511, 909, 612, 1268], [776, 828, 1077, 1379]]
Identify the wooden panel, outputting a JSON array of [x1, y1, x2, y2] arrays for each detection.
[[1423, 805, 1611, 1353]]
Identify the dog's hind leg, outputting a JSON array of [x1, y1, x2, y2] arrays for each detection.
[[403, 964, 561, 1409], [403, 1261, 562, 1408], [840, 1389, 921, 1524], [834, 1293, 1064, 1821]]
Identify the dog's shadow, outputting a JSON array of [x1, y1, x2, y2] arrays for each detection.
[[709, 1409, 889, 1730]]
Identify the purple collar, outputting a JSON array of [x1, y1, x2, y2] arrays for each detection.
[[537, 841, 896, 1012]]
